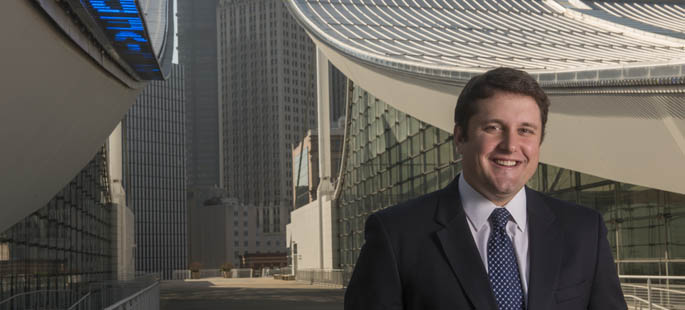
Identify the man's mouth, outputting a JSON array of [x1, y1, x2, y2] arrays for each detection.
[[493, 159, 519, 167]]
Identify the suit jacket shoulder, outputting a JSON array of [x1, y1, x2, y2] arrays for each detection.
[[372, 187, 445, 234], [528, 188, 605, 233]]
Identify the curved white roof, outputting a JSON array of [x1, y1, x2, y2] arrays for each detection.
[[288, 0, 685, 78], [584, 1, 684, 36]]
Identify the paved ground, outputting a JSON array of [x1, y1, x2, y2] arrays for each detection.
[[160, 277, 344, 310]]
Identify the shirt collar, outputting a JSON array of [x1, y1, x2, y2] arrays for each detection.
[[458, 174, 527, 233]]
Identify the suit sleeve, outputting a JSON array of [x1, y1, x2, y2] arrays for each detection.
[[344, 214, 403, 310], [588, 213, 627, 310]]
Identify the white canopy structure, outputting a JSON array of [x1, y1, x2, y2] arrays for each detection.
[[286, 0, 685, 195]]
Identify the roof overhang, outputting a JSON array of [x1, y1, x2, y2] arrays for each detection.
[[0, 1, 162, 232], [286, 0, 685, 194], [309, 33, 685, 195]]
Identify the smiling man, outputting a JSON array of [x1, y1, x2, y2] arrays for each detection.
[[344, 68, 626, 310]]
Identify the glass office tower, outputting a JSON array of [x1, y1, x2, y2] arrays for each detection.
[[124, 64, 187, 280]]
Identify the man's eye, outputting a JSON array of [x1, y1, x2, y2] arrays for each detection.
[[519, 128, 535, 135], [484, 125, 500, 132]]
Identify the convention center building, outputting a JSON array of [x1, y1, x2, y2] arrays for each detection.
[[284, 0, 685, 290]]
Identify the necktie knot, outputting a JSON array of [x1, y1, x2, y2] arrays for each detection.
[[489, 208, 511, 230]]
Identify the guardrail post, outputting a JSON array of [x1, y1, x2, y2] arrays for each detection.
[[647, 278, 652, 310]]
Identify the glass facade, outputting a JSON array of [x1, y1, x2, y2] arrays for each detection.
[[0, 147, 113, 308], [338, 83, 460, 281], [337, 82, 685, 284], [527, 166, 685, 276], [125, 64, 187, 280]]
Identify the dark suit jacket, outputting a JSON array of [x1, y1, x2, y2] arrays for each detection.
[[344, 177, 626, 310]]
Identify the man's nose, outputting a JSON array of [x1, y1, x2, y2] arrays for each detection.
[[498, 130, 517, 153]]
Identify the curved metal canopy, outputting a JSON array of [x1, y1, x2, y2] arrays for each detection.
[[288, 0, 685, 81], [287, 0, 685, 195]]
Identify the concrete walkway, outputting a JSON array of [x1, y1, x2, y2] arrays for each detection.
[[160, 277, 344, 310]]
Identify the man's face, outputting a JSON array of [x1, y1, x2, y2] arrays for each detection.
[[454, 91, 542, 206]]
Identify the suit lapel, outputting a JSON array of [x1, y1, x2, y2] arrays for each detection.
[[525, 188, 564, 310], [434, 178, 498, 310]]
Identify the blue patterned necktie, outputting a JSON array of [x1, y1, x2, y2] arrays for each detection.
[[488, 208, 525, 310]]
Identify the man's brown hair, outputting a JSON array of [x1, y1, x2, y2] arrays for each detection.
[[454, 67, 550, 142]]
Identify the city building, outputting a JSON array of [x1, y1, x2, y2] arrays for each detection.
[[188, 196, 287, 268], [284, 0, 685, 291], [217, 0, 317, 211], [329, 66, 348, 125], [213, 0, 319, 261], [175, 1, 227, 272], [123, 64, 188, 280], [292, 126, 345, 210], [240, 253, 288, 271], [177, 0, 222, 192], [180, 0, 349, 269]]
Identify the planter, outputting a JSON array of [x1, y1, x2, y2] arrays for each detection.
[[222, 271, 232, 278], [191, 271, 200, 279]]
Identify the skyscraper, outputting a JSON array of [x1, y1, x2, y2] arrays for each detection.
[[177, 0, 226, 268], [124, 64, 187, 279], [217, 0, 317, 242], [177, 0, 222, 191]]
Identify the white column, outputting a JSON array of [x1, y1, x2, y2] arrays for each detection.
[[315, 48, 335, 269], [316, 48, 334, 195]]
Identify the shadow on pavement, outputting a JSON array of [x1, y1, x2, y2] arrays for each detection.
[[160, 280, 344, 310]]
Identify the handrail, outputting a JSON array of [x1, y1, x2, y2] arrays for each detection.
[[67, 292, 91, 310], [103, 280, 159, 310], [623, 294, 669, 310], [622, 283, 685, 295], [0, 289, 72, 305], [619, 275, 685, 280]]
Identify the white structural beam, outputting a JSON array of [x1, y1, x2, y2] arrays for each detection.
[[316, 48, 334, 194], [108, 123, 135, 280], [308, 34, 685, 195], [0, 1, 142, 232], [316, 48, 335, 269]]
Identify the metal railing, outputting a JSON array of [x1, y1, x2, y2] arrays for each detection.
[[172, 269, 191, 280], [261, 267, 292, 277], [67, 292, 91, 310], [0, 289, 84, 310], [296, 269, 344, 288], [0, 274, 159, 310], [103, 281, 159, 310], [231, 268, 254, 278], [620, 275, 685, 310], [197, 269, 222, 278]]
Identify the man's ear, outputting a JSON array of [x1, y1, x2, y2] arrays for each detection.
[[453, 124, 464, 153]]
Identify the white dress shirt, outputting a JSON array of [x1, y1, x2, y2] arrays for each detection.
[[458, 174, 530, 298]]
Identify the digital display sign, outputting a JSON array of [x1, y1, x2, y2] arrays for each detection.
[[74, 0, 165, 79]]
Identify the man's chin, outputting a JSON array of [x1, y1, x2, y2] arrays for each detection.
[[489, 184, 524, 201]]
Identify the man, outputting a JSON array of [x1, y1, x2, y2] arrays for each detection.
[[344, 68, 626, 310]]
